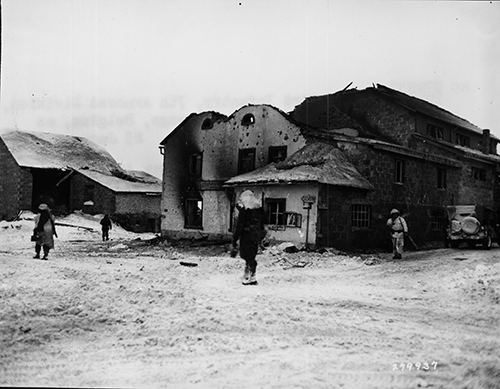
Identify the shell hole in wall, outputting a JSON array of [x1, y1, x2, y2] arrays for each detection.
[[241, 113, 255, 126], [201, 118, 213, 130]]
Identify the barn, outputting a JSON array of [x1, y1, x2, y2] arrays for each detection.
[[0, 131, 161, 232]]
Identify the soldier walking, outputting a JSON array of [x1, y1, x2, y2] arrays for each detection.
[[387, 209, 408, 259], [232, 190, 265, 285]]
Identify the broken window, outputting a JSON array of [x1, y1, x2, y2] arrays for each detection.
[[241, 113, 255, 126], [185, 199, 203, 229], [437, 167, 447, 189], [268, 146, 287, 164], [351, 204, 371, 229], [395, 159, 405, 184], [238, 148, 256, 174], [285, 212, 302, 228], [471, 167, 486, 181], [456, 133, 470, 147], [188, 153, 203, 177], [201, 118, 213, 130], [265, 198, 286, 225], [426, 124, 445, 140]]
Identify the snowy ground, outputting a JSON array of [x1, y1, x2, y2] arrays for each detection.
[[0, 213, 499, 388]]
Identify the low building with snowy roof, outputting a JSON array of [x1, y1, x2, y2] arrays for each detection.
[[0, 130, 161, 232]]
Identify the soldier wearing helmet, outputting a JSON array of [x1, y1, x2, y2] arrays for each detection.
[[386, 209, 408, 259]]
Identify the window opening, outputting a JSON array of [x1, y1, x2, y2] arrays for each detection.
[[351, 204, 371, 229], [238, 148, 256, 174], [185, 199, 203, 229], [241, 113, 255, 126], [268, 146, 287, 164], [265, 198, 286, 225], [395, 159, 405, 184]]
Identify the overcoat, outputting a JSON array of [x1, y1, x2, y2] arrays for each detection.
[[34, 214, 56, 249]]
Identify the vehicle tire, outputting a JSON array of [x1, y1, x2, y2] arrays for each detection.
[[467, 241, 476, 249], [462, 216, 480, 235], [450, 241, 459, 249], [483, 235, 492, 250]]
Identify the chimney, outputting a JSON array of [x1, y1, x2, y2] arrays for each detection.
[[482, 129, 491, 154]]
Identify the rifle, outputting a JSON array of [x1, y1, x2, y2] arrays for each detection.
[[406, 233, 418, 250]]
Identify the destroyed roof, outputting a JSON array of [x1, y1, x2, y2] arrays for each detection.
[[76, 169, 161, 193], [1, 130, 122, 173], [225, 142, 373, 190], [293, 84, 495, 141], [159, 104, 313, 145], [291, 92, 392, 142], [159, 111, 227, 145], [373, 84, 492, 138]]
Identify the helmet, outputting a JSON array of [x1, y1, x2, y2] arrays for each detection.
[[390, 209, 399, 215]]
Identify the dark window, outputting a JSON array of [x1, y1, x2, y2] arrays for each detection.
[[351, 204, 371, 229], [471, 167, 486, 181], [265, 198, 286, 225], [268, 146, 287, 164], [188, 153, 202, 177], [456, 133, 470, 147], [427, 124, 444, 140], [241, 113, 255, 126], [238, 148, 256, 174], [201, 118, 213, 130], [395, 159, 405, 184], [84, 185, 94, 201], [437, 168, 447, 189], [185, 199, 203, 229]]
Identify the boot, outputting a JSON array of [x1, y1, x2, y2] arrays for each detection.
[[33, 254, 40, 259], [241, 264, 250, 283], [243, 269, 258, 285]]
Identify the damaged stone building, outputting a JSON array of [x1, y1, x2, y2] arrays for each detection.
[[159, 84, 500, 249], [0, 131, 161, 232]]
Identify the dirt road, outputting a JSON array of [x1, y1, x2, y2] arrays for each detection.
[[1, 223, 499, 388]]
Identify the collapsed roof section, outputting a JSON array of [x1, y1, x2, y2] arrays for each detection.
[[292, 83, 496, 141], [225, 142, 373, 190]]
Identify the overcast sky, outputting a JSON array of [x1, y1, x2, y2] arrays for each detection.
[[1, 0, 499, 177]]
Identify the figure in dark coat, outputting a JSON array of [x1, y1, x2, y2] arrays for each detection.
[[33, 203, 57, 260], [100, 214, 112, 241], [232, 190, 265, 285]]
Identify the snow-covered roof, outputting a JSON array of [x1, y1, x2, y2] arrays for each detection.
[[76, 169, 161, 193], [0, 130, 161, 193], [1, 130, 122, 173], [225, 142, 373, 190]]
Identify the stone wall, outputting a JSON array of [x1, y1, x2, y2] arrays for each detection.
[[69, 172, 116, 215], [115, 193, 160, 216], [0, 139, 32, 220], [319, 140, 465, 249]]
